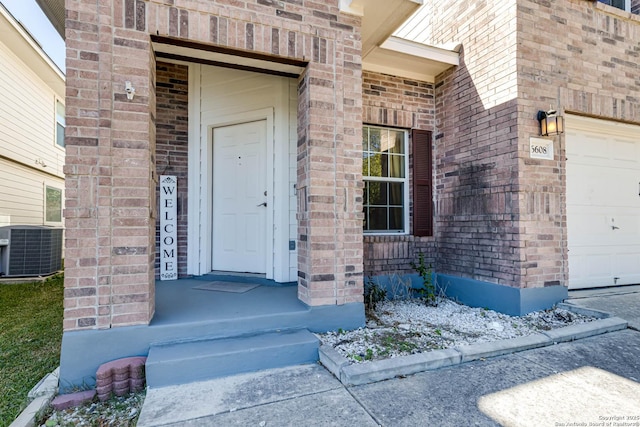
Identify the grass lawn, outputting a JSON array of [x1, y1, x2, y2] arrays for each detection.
[[0, 275, 63, 427]]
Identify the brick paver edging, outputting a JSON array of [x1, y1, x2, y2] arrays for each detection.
[[319, 305, 628, 386]]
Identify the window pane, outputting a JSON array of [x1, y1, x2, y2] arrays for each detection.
[[56, 123, 65, 148], [368, 153, 383, 177], [56, 101, 65, 148], [368, 207, 387, 231], [362, 125, 408, 234], [362, 126, 369, 152], [56, 101, 65, 125], [380, 153, 389, 177], [388, 182, 403, 205], [369, 127, 381, 153], [389, 130, 404, 154], [46, 187, 62, 222], [367, 181, 386, 205], [388, 154, 405, 178], [389, 207, 404, 230], [598, 0, 627, 10]]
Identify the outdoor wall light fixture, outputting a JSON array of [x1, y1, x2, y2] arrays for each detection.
[[537, 108, 564, 136], [125, 81, 135, 100]]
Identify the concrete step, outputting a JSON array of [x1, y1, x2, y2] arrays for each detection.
[[145, 329, 319, 388]]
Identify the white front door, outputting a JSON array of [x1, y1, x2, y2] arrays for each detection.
[[566, 116, 640, 289], [212, 120, 268, 273]]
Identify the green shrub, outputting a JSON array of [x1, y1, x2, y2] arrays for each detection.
[[364, 278, 386, 312], [410, 252, 437, 306]]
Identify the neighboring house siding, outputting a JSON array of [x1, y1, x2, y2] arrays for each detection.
[[155, 62, 189, 279], [0, 158, 64, 226], [0, 24, 64, 226], [361, 71, 436, 277]]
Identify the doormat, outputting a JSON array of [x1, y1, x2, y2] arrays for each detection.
[[192, 281, 260, 293]]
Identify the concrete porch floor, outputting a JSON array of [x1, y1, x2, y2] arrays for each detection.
[[58, 274, 364, 390], [152, 274, 303, 326]]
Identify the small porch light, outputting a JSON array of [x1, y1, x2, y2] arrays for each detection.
[[537, 108, 564, 136]]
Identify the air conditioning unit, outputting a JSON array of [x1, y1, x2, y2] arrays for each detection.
[[0, 226, 63, 277]]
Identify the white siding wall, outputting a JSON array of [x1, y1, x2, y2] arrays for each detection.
[[199, 65, 298, 282], [0, 39, 64, 226], [0, 158, 64, 226]]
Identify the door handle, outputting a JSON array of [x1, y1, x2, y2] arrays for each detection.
[[611, 225, 619, 230], [257, 202, 267, 207]]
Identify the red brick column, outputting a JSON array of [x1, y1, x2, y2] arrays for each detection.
[[64, 0, 156, 330], [297, 45, 364, 306]]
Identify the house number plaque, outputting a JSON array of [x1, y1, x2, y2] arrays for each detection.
[[529, 137, 554, 160], [160, 175, 178, 280]]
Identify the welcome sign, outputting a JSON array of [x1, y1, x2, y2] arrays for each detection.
[[160, 175, 178, 280]]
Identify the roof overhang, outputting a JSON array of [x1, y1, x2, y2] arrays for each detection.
[[341, 0, 459, 82], [0, 4, 65, 97], [151, 36, 307, 78], [42, 0, 458, 83], [35, 0, 65, 39], [364, 36, 459, 82], [340, 0, 423, 58]]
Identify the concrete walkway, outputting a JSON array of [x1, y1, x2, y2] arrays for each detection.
[[138, 288, 640, 427], [567, 284, 640, 331]]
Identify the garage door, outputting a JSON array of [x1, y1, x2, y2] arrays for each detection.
[[566, 115, 640, 289]]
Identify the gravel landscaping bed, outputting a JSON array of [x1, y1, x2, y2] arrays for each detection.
[[35, 298, 595, 425], [39, 392, 145, 427], [318, 298, 596, 363]]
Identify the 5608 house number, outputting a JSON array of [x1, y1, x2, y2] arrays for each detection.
[[530, 137, 554, 160]]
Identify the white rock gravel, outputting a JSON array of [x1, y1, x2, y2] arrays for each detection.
[[40, 392, 144, 427], [37, 299, 594, 425], [318, 298, 595, 363]]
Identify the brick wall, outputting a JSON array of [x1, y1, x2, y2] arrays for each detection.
[[425, 1, 524, 287], [155, 62, 188, 279], [65, 0, 157, 330], [361, 71, 436, 277], [516, 0, 640, 288], [424, 0, 640, 290], [64, 0, 365, 331]]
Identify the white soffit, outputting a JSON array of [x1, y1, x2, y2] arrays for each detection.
[[341, 0, 423, 58], [35, 0, 65, 40], [363, 36, 459, 82], [352, 0, 460, 83]]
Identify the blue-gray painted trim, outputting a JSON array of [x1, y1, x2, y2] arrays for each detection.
[[368, 272, 567, 316], [435, 274, 568, 316], [58, 302, 364, 392]]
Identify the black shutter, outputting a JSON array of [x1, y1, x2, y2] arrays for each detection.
[[412, 129, 433, 237]]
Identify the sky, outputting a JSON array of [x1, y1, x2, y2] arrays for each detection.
[[1, 0, 65, 73]]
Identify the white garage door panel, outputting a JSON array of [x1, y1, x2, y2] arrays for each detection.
[[566, 116, 640, 289]]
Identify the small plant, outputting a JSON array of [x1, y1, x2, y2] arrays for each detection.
[[364, 348, 374, 360], [364, 277, 387, 312], [410, 251, 437, 306], [388, 273, 413, 300]]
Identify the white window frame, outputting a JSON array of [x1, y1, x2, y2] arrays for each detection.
[[44, 185, 63, 225], [362, 125, 410, 235], [55, 99, 65, 149], [598, 0, 631, 12]]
